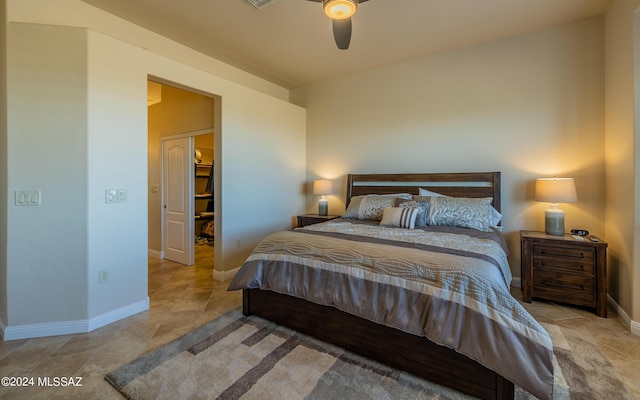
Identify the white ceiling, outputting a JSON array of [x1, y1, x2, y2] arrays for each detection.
[[81, 0, 613, 89]]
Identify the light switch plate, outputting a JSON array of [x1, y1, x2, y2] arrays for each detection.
[[105, 189, 117, 204], [117, 189, 127, 203], [15, 190, 41, 206]]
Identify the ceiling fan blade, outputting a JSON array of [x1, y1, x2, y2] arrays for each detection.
[[332, 18, 352, 50]]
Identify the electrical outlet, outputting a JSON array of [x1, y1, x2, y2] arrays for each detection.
[[99, 269, 110, 284]]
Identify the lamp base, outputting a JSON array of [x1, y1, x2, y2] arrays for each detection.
[[545, 208, 565, 236], [318, 199, 328, 216]]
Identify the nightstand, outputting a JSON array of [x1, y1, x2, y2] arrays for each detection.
[[296, 214, 339, 228], [520, 230, 608, 317]]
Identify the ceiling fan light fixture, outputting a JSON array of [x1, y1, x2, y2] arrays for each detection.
[[323, 0, 357, 20]]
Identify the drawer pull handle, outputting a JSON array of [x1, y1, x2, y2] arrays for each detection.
[[541, 280, 584, 291], [540, 260, 584, 271], [538, 249, 584, 259]]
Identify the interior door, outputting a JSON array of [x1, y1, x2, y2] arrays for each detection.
[[163, 137, 194, 265]]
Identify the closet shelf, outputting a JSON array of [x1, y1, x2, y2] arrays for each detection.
[[195, 163, 213, 177], [195, 211, 214, 221]]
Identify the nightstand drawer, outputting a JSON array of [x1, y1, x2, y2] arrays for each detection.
[[532, 244, 594, 263], [533, 270, 595, 307], [532, 244, 594, 275]]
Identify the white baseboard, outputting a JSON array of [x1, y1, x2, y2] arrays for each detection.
[[1, 298, 149, 341], [632, 320, 640, 336], [87, 297, 150, 332], [608, 295, 640, 336], [148, 249, 163, 259], [212, 266, 240, 281]]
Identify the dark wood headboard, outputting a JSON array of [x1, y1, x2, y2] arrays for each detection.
[[346, 172, 501, 212]]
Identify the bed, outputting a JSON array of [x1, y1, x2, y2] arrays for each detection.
[[228, 172, 554, 400]]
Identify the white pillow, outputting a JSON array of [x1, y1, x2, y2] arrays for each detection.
[[489, 207, 502, 227], [380, 207, 419, 229], [418, 187, 502, 227], [418, 188, 444, 197]]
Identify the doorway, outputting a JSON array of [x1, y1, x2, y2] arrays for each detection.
[[147, 79, 217, 267]]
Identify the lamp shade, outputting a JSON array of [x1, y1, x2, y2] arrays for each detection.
[[534, 178, 577, 204], [323, 0, 357, 20], [313, 179, 333, 195]]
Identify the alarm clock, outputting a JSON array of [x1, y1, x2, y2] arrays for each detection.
[[570, 229, 589, 236]]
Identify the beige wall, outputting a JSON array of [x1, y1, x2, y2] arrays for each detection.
[[7, 23, 89, 325], [293, 16, 606, 283], [3, 0, 306, 339], [605, 0, 640, 329]]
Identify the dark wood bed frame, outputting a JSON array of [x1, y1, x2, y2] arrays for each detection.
[[242, 172, 514, 400]]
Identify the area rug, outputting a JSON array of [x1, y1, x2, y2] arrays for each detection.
[[106, 309, 635, 400]]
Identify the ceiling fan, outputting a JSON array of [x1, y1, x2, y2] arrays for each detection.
[[306, 0, 370, 50], [248, 0, 369, 50]]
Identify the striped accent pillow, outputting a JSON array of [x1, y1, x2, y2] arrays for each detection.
[[379, 207, 419, 229]]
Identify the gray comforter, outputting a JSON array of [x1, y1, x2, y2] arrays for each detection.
[[228, 220, 554, 399]]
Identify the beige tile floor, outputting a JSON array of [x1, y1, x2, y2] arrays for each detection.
[[511, 286, 640, 398], [0, 242, 638, 399]]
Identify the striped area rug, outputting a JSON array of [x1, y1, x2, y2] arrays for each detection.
[[106, 309, 634, 400]]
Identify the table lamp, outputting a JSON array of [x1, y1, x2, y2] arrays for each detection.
[[313, 179, 332, 216], [534, 177, 577, 236]]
